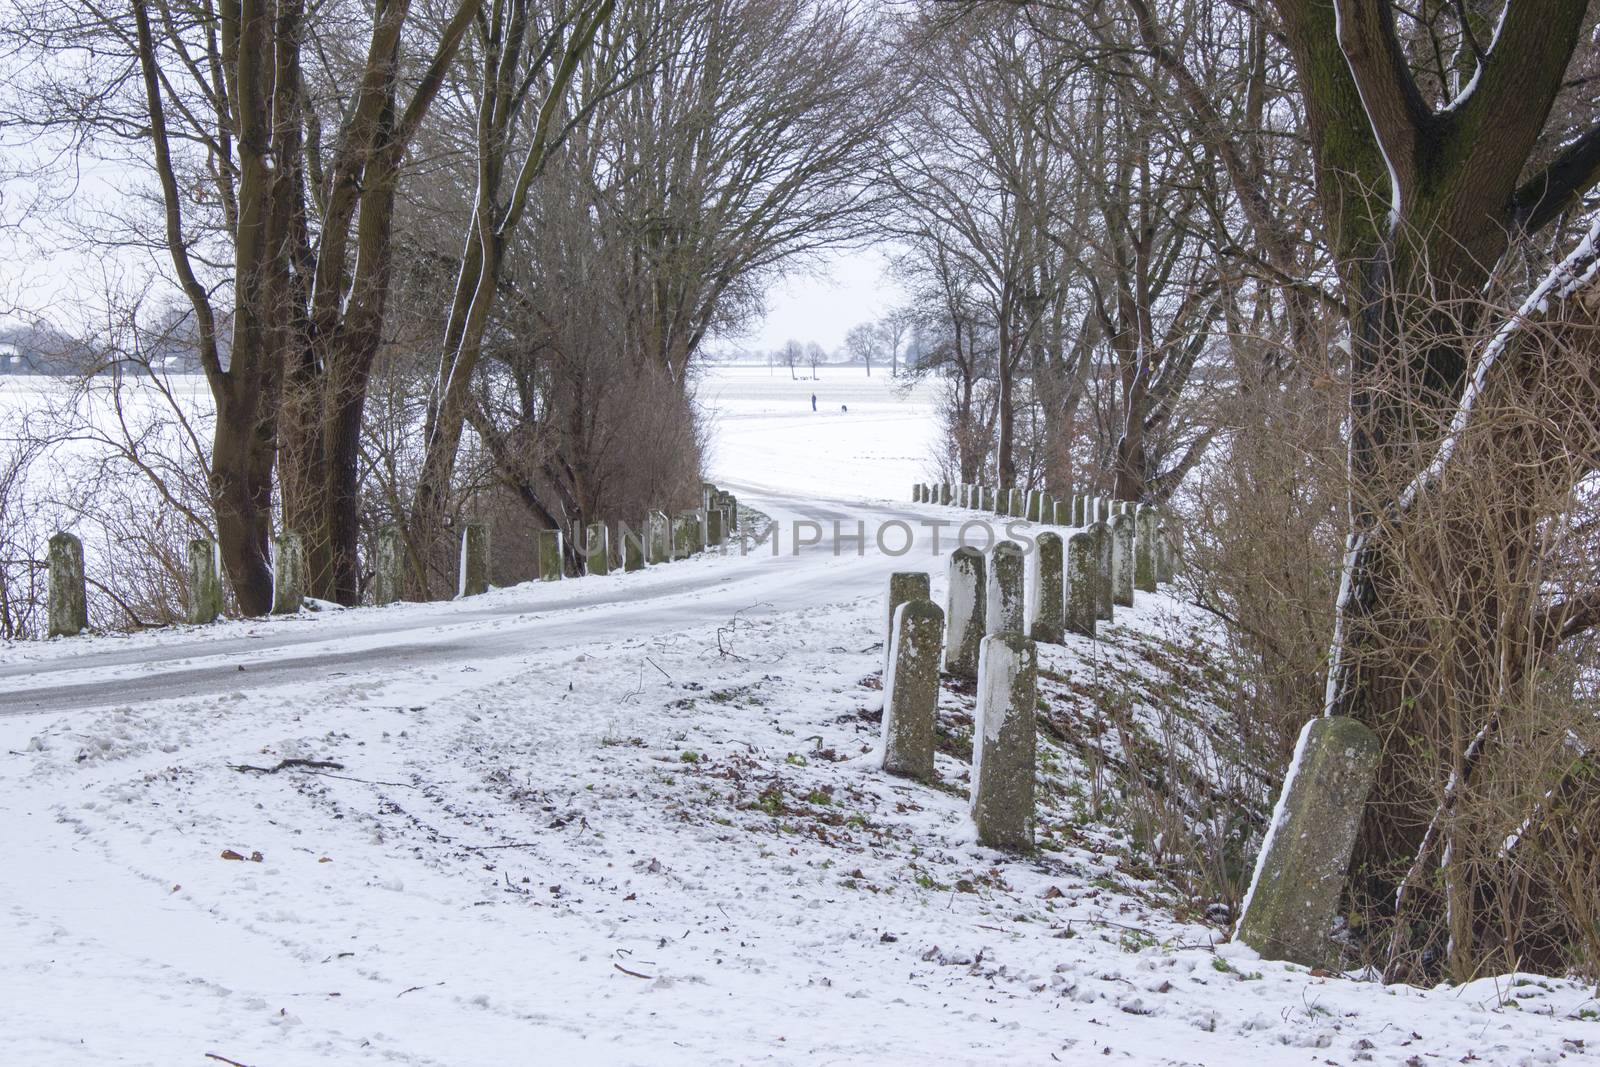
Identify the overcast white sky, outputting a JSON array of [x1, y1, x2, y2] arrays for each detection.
[[725, 245, 908, 357]]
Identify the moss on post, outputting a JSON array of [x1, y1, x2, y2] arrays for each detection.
[[1065, 532, 1097, 638], [1111, 513, 1134, 608], [47, 531, 88, 637], [373, 524, 404, 605], [881, 598, 945, 782], [187, 538, 224, 624], [985, 540, 1025, 635], [884, 571, 931, 671], [1134, 505, 1158, 594], [943, 546, 986, 678], [585, 522, 610, 576], [1236, 716, 1380, 966], [1028, 531, 1065, 644], [971, 633, 1037, 850], [621, 523, 646, 572], [536, 528, 563, 581], [272, 532, 305, 614]]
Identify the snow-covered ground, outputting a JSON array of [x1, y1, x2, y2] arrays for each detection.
[[700, 363, 942, 501], [1, 366, 1596, 1065]]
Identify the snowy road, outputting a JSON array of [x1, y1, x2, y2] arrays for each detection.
[[0, 487, 948, 714]]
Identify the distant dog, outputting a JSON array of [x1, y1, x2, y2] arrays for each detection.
[[840, 404, 849, 413]]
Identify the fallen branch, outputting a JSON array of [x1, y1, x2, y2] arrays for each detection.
[[204, 1054, 254, 1067], [613, 962, 654, 979], [230, 758, 346, 774]]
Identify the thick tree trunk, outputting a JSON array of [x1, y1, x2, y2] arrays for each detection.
[[209, 393, 277, 617]]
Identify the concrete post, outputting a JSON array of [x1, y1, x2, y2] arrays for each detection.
[[648, 510, 671, 564], [1235, 716, 1380, 966], [943, 546, 986, 679], [272, 532, 305, 614], [913, 484, 924, 503], [1053, 498, 1070, 526], [586, 522, 610, 576], [1025, 489, 1043, 523], [673, 512, 702, 559], [46, 531, 88, 637], [885, 571, 931, 671], [458, 522, 490, 597], [622, 524, 646, 572], [186, 537, 224, 624], [1111, 512, 1135, 608], [1097, 497, 1111, 523], [1157, 516, 1178, 583], [882, 598, 945, 782], [1134, 504, 1158, 594], [939, 483, 952, 505], [1065, 532, 1097, 638], [538, 528, 563, 581], [971, 633, 1038, 850], [1073, 495, 1086, 526], [1008, 489, 1025, 518], [1089, 520, 1113, 622], [373, 524, 404, 605], [706, 506, 725, 549], [985, 540, 1025, 635], [1027, 531, 1065, 643]]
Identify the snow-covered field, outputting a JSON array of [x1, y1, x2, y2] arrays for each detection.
[[700, 364, 942, 501], [1, 366, 1596, 1065]]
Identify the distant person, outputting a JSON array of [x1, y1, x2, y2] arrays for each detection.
[[811, 393, 817, 412], [841, 404, 849, 413]]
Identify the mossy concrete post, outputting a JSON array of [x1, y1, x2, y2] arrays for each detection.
[[1236, 716, 1381, 966], [47, 531, 88, 637], [1157, 515, 1179, 583], [944, 546, 986, 678], [586, 522, 610, 576], [1065, 532, 1097, 638], [725, 494, 739, 531], [673, 512, 702, 559], [882, 598, 945, 782], [1134, 505, 1158, 593], [707, 506, 726, 549], [959, 484, 970, 508], [538, 528, 563, 581], [985, 540, 1025, 635], [458, 522, 490, 597], [719, 505, 734, 543], [702, 482, 718, 512], [1027, 531, 1065, 644], [940, 483, 952, 505], [1089, 520, 1113, 622], [988, 487, 1002, 514], [1025, 489, 1042, 523], [971, 633, 1038, 851], [271, 532, 305, 614], [373, 524, 404, 605], [648, 510, 671, 564], [913, 483, 924, 503], [187, 537, 224, 624], [1097, 497, 1111, 523], [1072, 495, 1086, 526], [622, 524, 646, 572], [1053, 497, 1069, 526], [885, 571, 931, 671], [1111, 512, 1135, 608], [1008, 489, 1025, 518]]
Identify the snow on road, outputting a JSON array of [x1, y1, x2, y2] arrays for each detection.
[[1, 366, 1595, 1065]]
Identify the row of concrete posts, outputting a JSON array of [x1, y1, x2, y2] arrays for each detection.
[[877, 487, 1182, 850], [905, 480, 1382, 969], [41, 484, 743, 635]]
